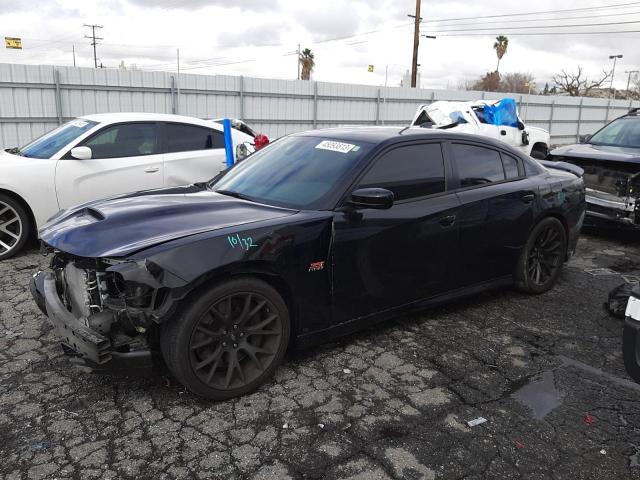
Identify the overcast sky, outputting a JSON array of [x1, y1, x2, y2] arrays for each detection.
[[1, 0, 639, 91]]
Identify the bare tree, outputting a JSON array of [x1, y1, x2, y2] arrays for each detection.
[[469, 71, 501, 92], [552, 66, 612, 97], [499, 72, 535, 94], [465, 71, 534, 93]]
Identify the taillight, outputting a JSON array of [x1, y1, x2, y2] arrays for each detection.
[[254, 134, 269, 150]]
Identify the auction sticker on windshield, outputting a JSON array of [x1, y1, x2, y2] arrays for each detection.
[[70, 119, 90, 128], [315, 140, 357, 153]]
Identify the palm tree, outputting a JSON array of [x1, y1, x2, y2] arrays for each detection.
[[493, 35, 509, 73], [299, 48, 315, 80]]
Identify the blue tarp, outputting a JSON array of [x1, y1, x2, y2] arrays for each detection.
[[482, 98, 519, 128]]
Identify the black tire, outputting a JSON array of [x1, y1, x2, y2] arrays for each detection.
[[530, 145, 548, 160], [160, 277, 290, 400], [0, 193, 31, 261], [515, 217, 567, 294]]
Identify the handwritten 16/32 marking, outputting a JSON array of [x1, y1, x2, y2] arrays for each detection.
[[228, 234, 258, 251]]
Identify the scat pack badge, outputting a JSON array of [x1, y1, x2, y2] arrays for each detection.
[[308, 261, 325, 272]]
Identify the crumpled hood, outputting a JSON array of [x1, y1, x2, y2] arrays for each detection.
[[550, 143, 640, 164], [40, 185, 297, 258]]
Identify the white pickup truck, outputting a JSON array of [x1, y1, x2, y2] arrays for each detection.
[[411, 98, 550, 159]]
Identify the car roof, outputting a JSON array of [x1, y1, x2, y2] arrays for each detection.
[[79, 112, 221, 129], [294, 126, 524, 152]]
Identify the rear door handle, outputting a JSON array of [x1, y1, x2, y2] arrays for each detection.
[[145, 166, 160, 173], [521, 194, 535, 203], [439, 215, 456, 227]]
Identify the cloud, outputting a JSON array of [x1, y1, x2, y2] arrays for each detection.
[[125, 0, 278, 11], [215, 20, 286, 48], [291, 0, 362, 40]]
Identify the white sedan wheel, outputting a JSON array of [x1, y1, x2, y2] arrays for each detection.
[[0, 200, 24, 258]]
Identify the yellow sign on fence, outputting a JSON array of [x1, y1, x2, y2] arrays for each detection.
[[5, 37, 22, 49], [367, 64, 374, 72]]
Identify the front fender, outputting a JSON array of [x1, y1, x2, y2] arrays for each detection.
[[123, 213, 335, 331]]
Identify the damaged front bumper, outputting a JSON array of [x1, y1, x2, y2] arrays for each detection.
[[585, 189, 638, 227], [31, 270, 154, 372]]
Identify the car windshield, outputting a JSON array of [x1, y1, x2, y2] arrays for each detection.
[[590, 117, 640, 148], [20, 119, 98, 158], [211, 135, 374, 210]]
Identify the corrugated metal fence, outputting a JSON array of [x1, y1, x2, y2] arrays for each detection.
[[1, 62, 639, 149]]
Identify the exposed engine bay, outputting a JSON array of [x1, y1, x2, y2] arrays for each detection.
[[551, 156, 640, 226], [40, 252, 173, 365]]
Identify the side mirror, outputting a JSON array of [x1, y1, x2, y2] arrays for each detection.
[[349, 188, 394, 210], [579, 134, 592, 144], [70, 146, 92, 160]]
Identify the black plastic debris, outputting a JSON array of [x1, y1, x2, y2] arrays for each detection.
[[606, 282, 640, 319]]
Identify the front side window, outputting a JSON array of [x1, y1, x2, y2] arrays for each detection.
[[358, 143, 446, 201], [82, 123, 158, 159], [20, 119, 98, 159], [452, 143, 505, 187], [166, 124, 224, 153]]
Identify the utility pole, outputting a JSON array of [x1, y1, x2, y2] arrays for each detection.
[[297, 44, 301, 80], [625, 70, 639, 94], [72, 45, 76, 67], [409, 0, 422, 88], [84, 24, 103, 68]]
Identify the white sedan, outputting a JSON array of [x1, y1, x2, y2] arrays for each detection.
[[0, 113, 261, 260]]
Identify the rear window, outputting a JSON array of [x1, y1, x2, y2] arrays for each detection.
[[501, 153, 520, 179], [451, 143, 505, 187], [166, 123, 224, 152]]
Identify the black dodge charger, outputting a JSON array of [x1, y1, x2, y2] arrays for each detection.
[[31, 127, 586, 399]]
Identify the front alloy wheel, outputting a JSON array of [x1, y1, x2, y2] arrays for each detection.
[[161, 278, 290, 400]]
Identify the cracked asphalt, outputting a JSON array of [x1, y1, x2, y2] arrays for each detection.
[[1, 229, 640, 480]]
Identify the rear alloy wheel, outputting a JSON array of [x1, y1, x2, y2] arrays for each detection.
[[516, 217, 567, 294], [161, 278, 290, 400], [0, 194, 31, 261]]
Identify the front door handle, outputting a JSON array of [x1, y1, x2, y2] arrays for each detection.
[[145, 166, 160, 173], [439, 215, 456, 227], [521, 194, 535, 203]]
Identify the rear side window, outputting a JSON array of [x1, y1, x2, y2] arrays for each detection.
[[358, 143, 446, 201], [451, 143, 505, 187], [165, 124, 224, 153], [83, 123, 158, 159], [501, 153, 520, 179]]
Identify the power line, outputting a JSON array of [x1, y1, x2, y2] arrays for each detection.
[[429, 9, 640, 28], [84, 24, 103, 68], [429, 19, 640, 33], [428, 29, 640, 37], [427, 1, 640, 23]]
